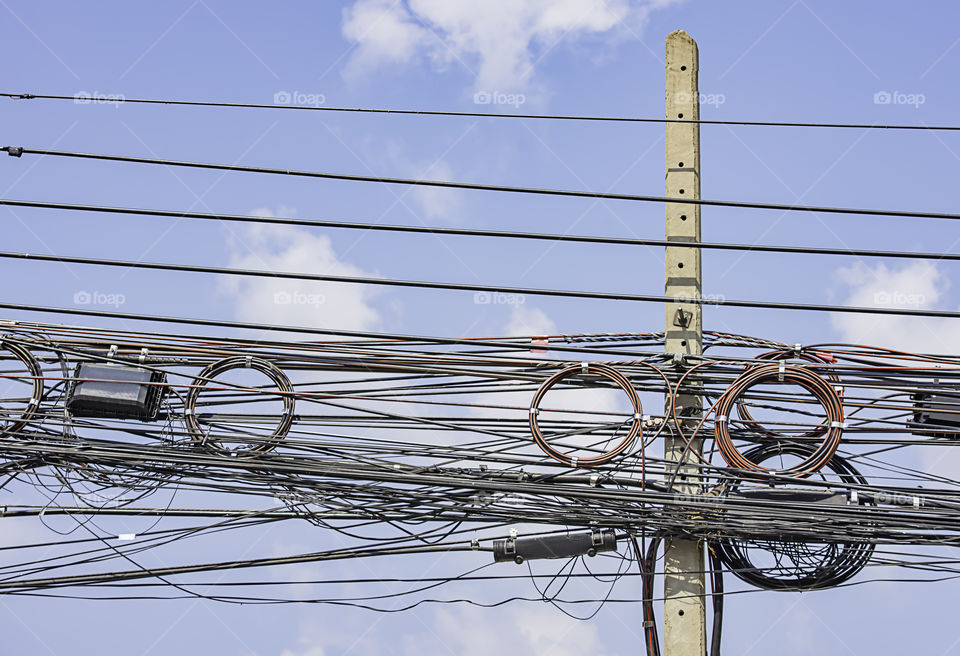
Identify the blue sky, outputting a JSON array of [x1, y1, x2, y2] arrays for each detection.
[[2, 1, 960, 654]]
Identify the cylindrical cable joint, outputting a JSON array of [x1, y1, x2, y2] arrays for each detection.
[[493, 529, 617, 564]]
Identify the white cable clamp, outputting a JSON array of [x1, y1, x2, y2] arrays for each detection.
[[139, 348, 148, 364], [830, 421, 846, 429], [849, 490, 859, 504], [581, 361, 589, 375], [913, 496, 921, 509], [777, 361, 786, 382], [834, 385, 845, 395], [509, 528, 518, 539], [633, 413, 642, 421], [27, 398, 38, 407], [571, 456, 579, 467], [529, 407, 539, 415], [589, 473, 599, 487], [471, 539, 480, 551], [393, 464, 401, 470], [793, 343, 802, 353], [716, 415, 727, 423], [244, 355, 253, 368], [184, 408, 195, 416], [107, 345, 118, 358], [117, 533, 136, 541]]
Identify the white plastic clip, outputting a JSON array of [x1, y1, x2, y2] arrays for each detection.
[[913, 496, 921, 509], [529, 407, 539, 415], [107, 345, 118, 358], [571, 456, 579, 467], [849, 490, 859, 504], [831, 421, 846, 429], [471, 539, 480, 551], [793, 343, 802, 353], [117, 533, 136, 541], [139, 348, 148, 364], [633, 413, 642, 421], [716, 415, 727, 423], [581, 361, 589, 375], [589, 474, 599, 487], [244, 355, 253, 368], [509, 528, 518, 539], [777, 361, 786, 382], [835, 385, 845, 396]]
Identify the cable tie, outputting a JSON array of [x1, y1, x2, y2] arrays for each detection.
[[529, 407, 539, 415], [571, 456, 579, 467], [633, 413, 642, 421], [777, 361, 785, 382], [830, 421, 846, 429], [245, 355, 253, 368], [581, 361, 589, 374]]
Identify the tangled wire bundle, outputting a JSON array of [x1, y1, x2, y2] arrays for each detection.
[[715, 442, 875, 590], [184, 356, 295, 456], [714, 362, 844, 478], [529, 362, 642, 467]]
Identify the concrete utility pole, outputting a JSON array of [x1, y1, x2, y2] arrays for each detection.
[[663, 29, 707, 655]]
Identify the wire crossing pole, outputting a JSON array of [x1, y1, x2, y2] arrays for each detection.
[[663, 30, 707, 655]]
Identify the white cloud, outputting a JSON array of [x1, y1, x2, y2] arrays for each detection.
[[280, 605, 611, 656], [415, 606, 611, 656], [506, 305, 557, 336], [221, 207, 382, 332], [379, 141, 462, 222], [831, 261, 958, 353], [341, 0, 677, 91]]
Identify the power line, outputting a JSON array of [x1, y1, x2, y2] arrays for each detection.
[[3, 198, 960, 262], [4, 92, 960, 131], [2, 249, 960, 318], [7, 146, 960, 220], [5, 146, 959, 222]]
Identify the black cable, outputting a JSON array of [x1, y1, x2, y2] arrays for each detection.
[[5, 146, 960, 222], [3, 249, 960, 319], [4, 198, 960, 261], [5, 92, 960, 131]]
